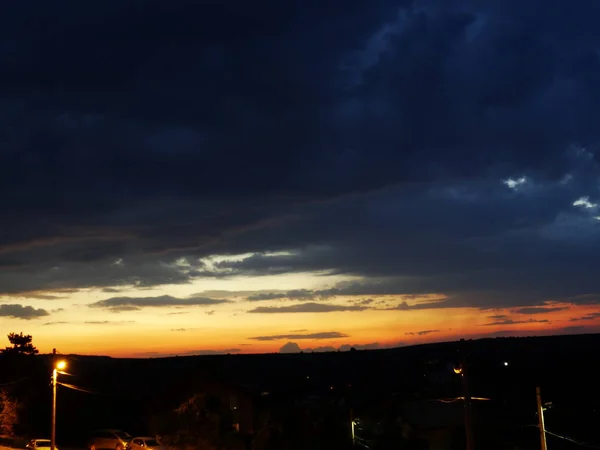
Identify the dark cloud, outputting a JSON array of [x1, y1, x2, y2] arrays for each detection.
[[0, 0, 599, 316], [570, 312, 600, 321], [20, 294, 65, 300], [357, 298, 375, 306], [247, 289, 315, 301], [248, 302, 368, 314], [280, 343, 303, 354], [0, 304, 49, 320], [514, 306, 569, 314], [249, 331, 349, 341], [280, 341, 401, 353], [487, 314, 509, 320], [107, 305, 142, 313], [405, 329, 441, 336], [89, 295, 230, 311], [482, 318, 550, 326]]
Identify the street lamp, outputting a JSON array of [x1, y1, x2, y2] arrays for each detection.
[[52, 357, 67, 450]]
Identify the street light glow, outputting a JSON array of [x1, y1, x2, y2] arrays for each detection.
[[56, 360, 66, 370], [503, 361, 509, 367]]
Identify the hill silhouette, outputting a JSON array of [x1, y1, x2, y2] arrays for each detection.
[[2, 333, 599, 449]]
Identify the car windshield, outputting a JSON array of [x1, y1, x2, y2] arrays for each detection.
[[116, 432, 132, 440], [145, 440, 159, 446], [36, 441, 51, 448]]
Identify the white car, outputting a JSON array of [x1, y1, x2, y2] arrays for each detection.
[[26, 439, 58, 450], [129, 437, 166, 450]]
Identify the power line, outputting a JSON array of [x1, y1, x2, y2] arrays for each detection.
[[0, 376, 29, 387], [545, 429, 600, 449], [57, 381, 104, 395], [527, 424, 600, 449], [430, 396, 491, 403]]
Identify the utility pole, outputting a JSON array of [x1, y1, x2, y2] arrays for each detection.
[[350, 408, 355, 444], [536, 387, 548, 450], [51, 348, 57, 450], [460, 339, 475, 450]]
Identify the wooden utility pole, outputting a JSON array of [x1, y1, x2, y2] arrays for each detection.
[[350, 408, 355, 444], [460, 339, 475, 450], [51, 348, 57, 450], [536, 387, 548, 450]]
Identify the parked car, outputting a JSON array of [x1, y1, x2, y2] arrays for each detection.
[[26, 439, 57, 450], [88, 429, 132, 450], [129, 437, 166, 450]]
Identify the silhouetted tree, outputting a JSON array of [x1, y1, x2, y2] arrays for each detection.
[[1, 333, 38, 356], [0, 389, 19, 436], [166, 392, 243, 450]]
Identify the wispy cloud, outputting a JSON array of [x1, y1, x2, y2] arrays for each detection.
[[405, 329, 440, 336], [482, 317, 550, 326], [249, 331, 348, 341], [247, 289, 315, 301], [247, 302, 368, 314], [84, 320, 135, 325], [514, 306, 568, 314], [570, 312, 600, 321], [89, 295, 230, 311]]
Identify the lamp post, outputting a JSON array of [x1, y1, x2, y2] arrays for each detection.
[[51, 350, 66, 450], [454, 339, 474, 450]]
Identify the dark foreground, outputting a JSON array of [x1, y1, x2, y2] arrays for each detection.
[[2, 333, 600, 450]]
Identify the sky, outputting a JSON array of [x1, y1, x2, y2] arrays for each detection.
[[1, 0, 600, 358]]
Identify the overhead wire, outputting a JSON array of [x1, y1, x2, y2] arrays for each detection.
[[0, 376, 29, 387], [527, 424, 600, 449], [545, 429, 600, 449], [430, 396, 491, 403], [57, 381, 104, 395]]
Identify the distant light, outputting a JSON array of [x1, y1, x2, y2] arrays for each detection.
[[56, 360, 67, 370], [503, 361, 509, 367], [453, 367, 463, 374]]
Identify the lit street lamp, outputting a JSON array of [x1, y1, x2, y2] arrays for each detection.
[[51, 350, 67, 450]]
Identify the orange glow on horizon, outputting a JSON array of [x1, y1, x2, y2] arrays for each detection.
[[8, 301, 596, 358], [2, 280, 599, 359]]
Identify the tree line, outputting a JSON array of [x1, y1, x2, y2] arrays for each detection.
[[0, 332, 38, 437]]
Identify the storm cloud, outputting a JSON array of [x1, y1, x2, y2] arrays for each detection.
[[0, 304, 49, 320], [1, 0, 599, 319], [89, 295, 230, 311]]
